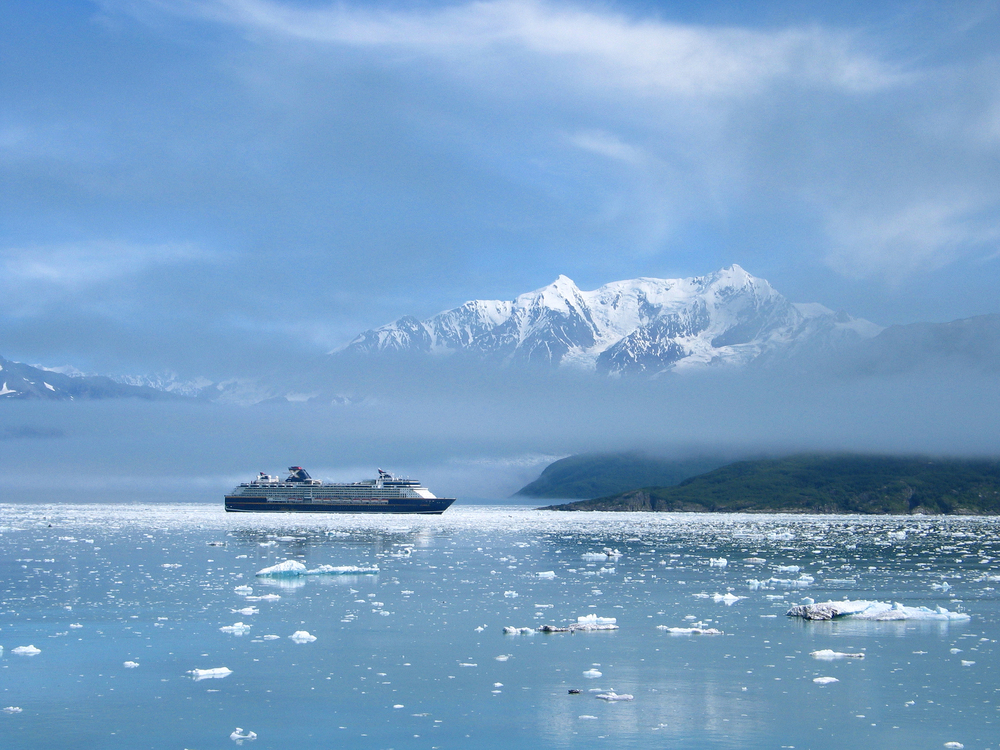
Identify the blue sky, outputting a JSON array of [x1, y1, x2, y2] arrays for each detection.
[[2, 0, 999, 379]]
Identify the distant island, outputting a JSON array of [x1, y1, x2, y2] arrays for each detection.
[[538, 454, 1000, 514], [514, 452, 730, 499]]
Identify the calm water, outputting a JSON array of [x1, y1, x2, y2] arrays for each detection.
[[1, 504, 997, 750]]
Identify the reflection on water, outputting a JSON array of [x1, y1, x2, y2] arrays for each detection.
[[0, 504, 995, 749]]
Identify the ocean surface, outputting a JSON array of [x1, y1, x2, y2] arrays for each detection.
[[1, 504, 997, 750]]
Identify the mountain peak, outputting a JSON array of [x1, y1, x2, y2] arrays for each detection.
[[339, 266, 881, 374]]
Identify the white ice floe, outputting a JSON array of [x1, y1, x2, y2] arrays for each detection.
[[583, 669, 602, 678], [233, 607, 259, 616], [712, 593, 746, 605], [961, 660, 976, 666], [502, 627, 535, 635], [289, 630, 317, 643], [12, 645, 40, 655], [69, 623, 82, 629], [495, 654, 511, 661], [745, 557, 766, 564], [787, 600, 971, 622], [262, 635, 280, 640], [503, 590, 519, 598], [810, 649, 864, 660], [657, 625, 723, 635], [3, 706, 22, 714], [234, 585, 253, 594], [709, 558, 727, 567], [573, 614, 618, 631], [230, 727, 257, 742], [220, 622, 252, 635], [813, 676, 839, 685], [775, 565, 801, 573], [596, 691, 633, 701], [537, 571, 556, 579], [123, 661, 140, 668], [245, 594, 281, 602], [578, 715, 598, 720], [944, 743, 964, 749], [255, 560, 378, 577], [188, 667, 232, 680], [582, 548, 622, 561]]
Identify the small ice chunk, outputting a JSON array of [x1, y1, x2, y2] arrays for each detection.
[[123, 661, 140, 668], [503, 591, 519, 598], [289, 630, 317, 643], [583, 669, 602, 678], [537, 571, 556, 579], [262, 634, 280, 640], [220, 622, 252, 635], [745, 557, 766, 564], [810, 649, 864, 660], [712, 593, 746, 605], [495, 654, 511, 661], [944, 743, 964, 749], [812, 676, 839, 684], [3, 706, 23, 714], [775, 565, 801, 573], [709, 558, 727, 567], [961, 660, 975, 666], [579, 715, 598, 720], [255, 560, 307, 577], [69, 623, 83, 628], [657, 626, 723, 635], [595, 691, 633, 701], [189, 667, 232, 680], [12, 645, 41, 655], [502, 627, 534, 635], [234, 585, 253, 594], [233, 607, 259, 616], [230, 727, 257, 742]]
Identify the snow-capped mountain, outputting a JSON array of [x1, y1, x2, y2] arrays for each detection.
[[0, 356, 185, 401], [339, 265, 882, 375]]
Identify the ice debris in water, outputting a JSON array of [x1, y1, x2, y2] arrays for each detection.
[[233, 607, 259, 616], [256, 560, 378, 577], [813, 676, 839, 685], [944, 743, 964, 749], [537, 571, 556, 579], [787, 600, 971, 622], [712, 593, 746, 605], [220, 622, 252, 635], [3, 707, 23, 714], [230, 727, 257, 742], [520, 615, 618, 634], [596, 691, 633, 701], [582, 548, 622, 561], [234, 585, 253, 594], [503, 627, 535, 635], [12, 645, 41, 655], [123, 661, 140, 668], [657, 626, 723, 635], [709, 558, 727, 567], [583, 669, 602, 678], [289, 630, 317, 643], [810, 649, 864, 660], [188, 667, 232, 680]]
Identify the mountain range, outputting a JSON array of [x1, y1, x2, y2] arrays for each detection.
[[340, 265, 881, 375], [3, 265, 999, 401]]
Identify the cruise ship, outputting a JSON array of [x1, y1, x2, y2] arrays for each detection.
[[224, 467, 455, 514]]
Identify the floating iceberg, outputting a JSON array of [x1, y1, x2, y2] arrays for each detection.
[[220, 622, 252, 635], [583, 669, 602, 678], [12, 645, 40, 655], [537, 571, 556, 579], [596, 691, 633, 701], [582, 548, 622, 561], [712, 593, 746, 605], [787, 600, 971, 622], [503, 626, 535, 635], [255, 560, 378, 577], [3, 706, 22, 714], [813, 676, 839, 685], [123, 661, 140, 668], [709, 558, 727, 567], [657, 625, 723, 635], [230, 727, 257, 742], [188, 667, 232, 680], [289, 630, 317, 643], [810, 649, 864, 659], [233, 607, 259, 616]]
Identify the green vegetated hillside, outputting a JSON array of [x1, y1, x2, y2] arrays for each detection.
[[541, 454, 1000, 514], [515, 452, 730, 499]]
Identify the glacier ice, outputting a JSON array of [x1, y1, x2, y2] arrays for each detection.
[[289, 630, 317, 643], [595, 691, 633, 701], [123, 661, 140, 668], [583, 669, 602, 678], [12, 645, 40, 655], [220, 622, 252, 635], [255, 560, 378, 577], [813, 676, 839, 685], [230, 727, 257, 742], [189, 667, 232, 680], [787, 600, 971, 622], [810, 649, 864, 659]]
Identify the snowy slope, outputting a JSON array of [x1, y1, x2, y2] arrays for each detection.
[[340, 265, 882, 375]]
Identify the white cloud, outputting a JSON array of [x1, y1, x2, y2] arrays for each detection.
[[825, 199, 1000, 282], [152, 0, 902, 97], [1, 241, 208, 288], [568, 130, 644, 164]]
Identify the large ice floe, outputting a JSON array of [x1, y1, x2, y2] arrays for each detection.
[[505, 614, 618, 635], [810, 649, 864, 659], [188, 667, 232, 680], [787, 600, 970, 622], [657, 625, 724, 635], [255, 560, 378, 577]]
